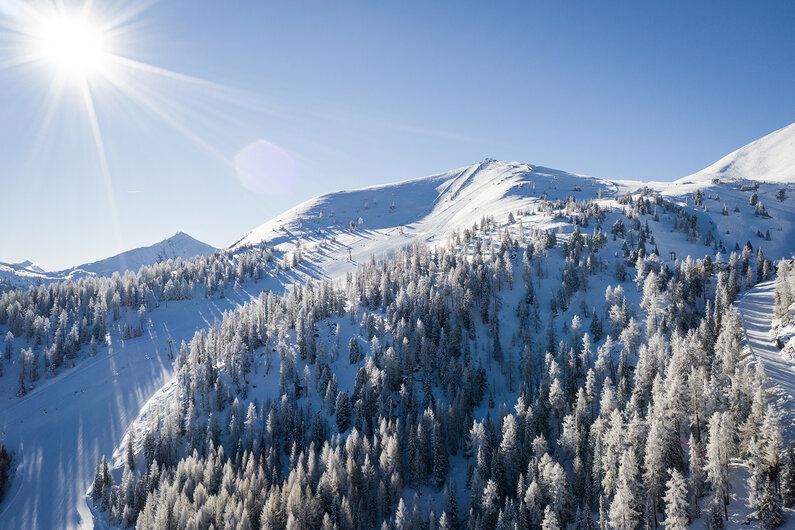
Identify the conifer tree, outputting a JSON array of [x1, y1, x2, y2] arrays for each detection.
[[758, 478, 784, 529], [335, 391, 351, 432], [609, 451, 642, 530], [662, 469, 689, 530], [542, 505, 561, 530], [782, 442, 795, 507]]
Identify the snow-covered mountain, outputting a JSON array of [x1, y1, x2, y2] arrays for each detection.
[[2, 124, 795, 529], [229, 126, 795, 288], [0, 232, 216, 291], [230, 161, 628, 285], [64, 231, 217, 278], [676, 122, 795, 185]]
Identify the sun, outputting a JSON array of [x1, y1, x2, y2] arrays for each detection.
[[32, 14, 109, 79]]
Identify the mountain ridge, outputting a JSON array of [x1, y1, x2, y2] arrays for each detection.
[[0, 231, 217, 291]]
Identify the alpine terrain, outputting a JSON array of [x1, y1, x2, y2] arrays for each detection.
[[1, 123, 795, 530]]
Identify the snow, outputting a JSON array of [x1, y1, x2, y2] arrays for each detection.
[[677, 122, 795, 185], [736, 280, 795, 440], [66, 232, 217, 278], [230, 160, 628, 282]]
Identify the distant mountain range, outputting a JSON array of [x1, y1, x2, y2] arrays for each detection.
[[0, 232, 217, 291]]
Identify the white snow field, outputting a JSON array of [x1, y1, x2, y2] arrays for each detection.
[[1, 122, 795, 528], [231, 161, 628, 278]]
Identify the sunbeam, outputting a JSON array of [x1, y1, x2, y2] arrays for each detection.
[[0, 0, 262, 242], [77, 73, 123, 251]]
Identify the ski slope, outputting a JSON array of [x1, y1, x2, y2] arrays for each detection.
[[737, 280, 795, 440], [231, 161, 627, 279]]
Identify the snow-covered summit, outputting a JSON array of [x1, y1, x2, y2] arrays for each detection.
[[676, 121, 795, 185], [233, 160, 617, 248], [66, 231, 217, 278], [0, 232, 217, 291]]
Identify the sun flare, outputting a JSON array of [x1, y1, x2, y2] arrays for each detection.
[[32, 14, 108, 79]]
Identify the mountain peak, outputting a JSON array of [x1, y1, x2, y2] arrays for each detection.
[[678, 121, 795, 185]]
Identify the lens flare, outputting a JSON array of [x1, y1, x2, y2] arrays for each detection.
[[234, 140, 300, 198]]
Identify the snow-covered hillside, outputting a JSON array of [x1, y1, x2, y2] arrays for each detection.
[[1, 124, 795, 529], [676, 122, 795, 185], [231, 161, 626, 280], [0, 232, 216, 291], [0, 261, 60, 292]]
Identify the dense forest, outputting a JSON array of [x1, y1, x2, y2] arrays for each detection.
[[2, 190, 793, 529], [76, 195, 793, 529]]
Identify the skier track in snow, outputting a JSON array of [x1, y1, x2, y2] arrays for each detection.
[[736, 280, 795, 441]]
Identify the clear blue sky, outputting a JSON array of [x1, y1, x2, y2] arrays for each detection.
[[1, 0, 793, 269]]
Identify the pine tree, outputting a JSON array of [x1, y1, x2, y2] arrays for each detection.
[[91, 457, 104, 505], [757, 478, 784, 529], [16, 363, 26, 397], [662, 469, 689, 530], [126, 436, 135, 471], [335, 391, 351, 432], [481, 479, 500, 528], [708, 494, 725, 530], [609, 451, 641, 530], [688, 434, 707, 516], [705, 412, 732, 519], [443, 480, 459, 530], [0, 442, 9, 503], [348, 337, 362, 364], [542, 505, 561, 530], [432, 421, 449, 487], [3, 332, 12, 362], [782, 442, 795, 507]]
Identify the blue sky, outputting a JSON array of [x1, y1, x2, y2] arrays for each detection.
[[1, 0, 794, 269]]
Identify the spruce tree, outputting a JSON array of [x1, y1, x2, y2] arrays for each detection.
[[542, 505, 561, 530], [335, 391, 351, 432]]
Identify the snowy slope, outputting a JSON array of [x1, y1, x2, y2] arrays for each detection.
[[233, 161, 620, 251], [0, 274, 289, 529], [676, 122, 795, 185], [231, 160, 626, 283], [736, 281, 795, 440], [618, 122, 795, 262], [0, 261, 63, 291], [647, 178, 795, 262]]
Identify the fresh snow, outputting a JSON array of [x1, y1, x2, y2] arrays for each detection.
[[231, 161, 628, 279], [0, 281, 277, 529]]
